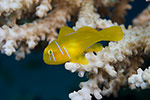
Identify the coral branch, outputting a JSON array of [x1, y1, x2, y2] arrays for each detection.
[[36, 0, 52, 18], [67, 22, 150, 100], [65, 0, 150, 99], [0, 0, 150, 100], [111, 0, 133, 24], [73, 0, 118, 31], [0, 0, 22, 16], [128, 66, 150, 89], [0, 0, 82, 60], [133, 5, 150, 26], [0, 7, 71, 60]]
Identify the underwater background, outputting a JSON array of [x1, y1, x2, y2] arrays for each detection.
[[0, 1, 150, 100]]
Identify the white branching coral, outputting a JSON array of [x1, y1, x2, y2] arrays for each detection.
[[65, 0, 119, 77], [0, 0, 82, 60], [65, 0, 150, 100], [0, 0, 22, 16], [128, 67, 150, 89], [0, 0, 150, 100], [36, 0, 52, 18], [0, 0, 52, 17], [73, 0, 119, 31], [0, 7, 71, 60], [69, 79, 102, 100], [66, 23, 150, 100]]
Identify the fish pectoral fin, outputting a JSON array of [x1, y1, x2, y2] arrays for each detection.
[[58, 26, 75, 38], [71, 56, 89, 65], [86, 43, 103, 52]]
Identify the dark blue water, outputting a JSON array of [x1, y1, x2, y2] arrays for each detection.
[[0, 52, 87, 100], [0, 1, 149, 100]]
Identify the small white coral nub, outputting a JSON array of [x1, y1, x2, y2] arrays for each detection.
[[129, 67, 150, 89], [69, 79, 102, 100]]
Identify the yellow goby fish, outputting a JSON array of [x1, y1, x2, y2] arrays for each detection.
[[43, 26, 123, 65]]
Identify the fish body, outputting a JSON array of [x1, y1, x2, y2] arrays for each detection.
[[43, 26, 123, 65]]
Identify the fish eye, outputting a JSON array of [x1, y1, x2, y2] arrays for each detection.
[[48, 50, 53, 55]]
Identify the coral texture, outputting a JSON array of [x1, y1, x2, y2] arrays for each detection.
[[67, 22, 150, 100], [65, 0, 150, 100], [133, 4, 150, 26], [0, 0, 81, 60], [95, 0, 133, 24], [0, 0, 150, 100], [128, 66, 150, 89]]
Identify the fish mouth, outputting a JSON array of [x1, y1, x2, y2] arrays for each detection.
[[43, 50, 51, 65], [43, 51, 58, 65]]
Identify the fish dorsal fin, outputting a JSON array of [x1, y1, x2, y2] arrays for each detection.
[[76, 26, 98, 33], [58, 26, 75, 38]]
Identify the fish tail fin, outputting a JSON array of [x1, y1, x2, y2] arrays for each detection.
[[98, 26, 123, 41]]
